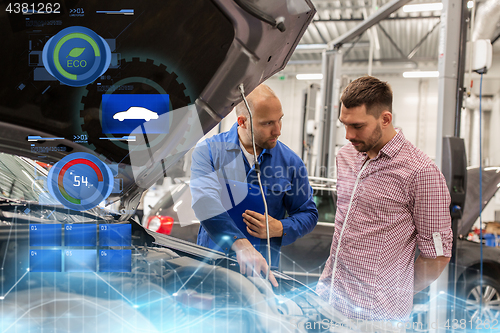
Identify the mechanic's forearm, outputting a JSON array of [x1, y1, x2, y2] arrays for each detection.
[[231, 238, 252, 251], [413, 255, 450, 294], [280, 210, 318, 246], [270, 218, 283, 238]]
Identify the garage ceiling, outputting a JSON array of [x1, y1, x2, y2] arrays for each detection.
[[291, 0, 446, 66]]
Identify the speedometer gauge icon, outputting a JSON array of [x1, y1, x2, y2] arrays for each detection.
[[47, 153, 114, 211]]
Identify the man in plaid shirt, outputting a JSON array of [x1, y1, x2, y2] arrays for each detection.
[[316, 76, 452, 322]]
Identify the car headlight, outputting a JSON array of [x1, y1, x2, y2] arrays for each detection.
[[147, 216, 161, 232], [146, 215, 174, 234]]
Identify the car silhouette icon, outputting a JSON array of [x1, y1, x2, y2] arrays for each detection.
[[113, 107, 159, 122]]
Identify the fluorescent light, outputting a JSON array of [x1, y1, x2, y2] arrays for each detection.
[[467, 0, 474, 8], [403, 71, 439, 78], [295, 44, 327, 50], [403, 3, 443, 12], [296, 74, 323, 80]]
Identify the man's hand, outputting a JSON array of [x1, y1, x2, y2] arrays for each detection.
[[231, 238, 278, 287], [243, 210, 283, 239]]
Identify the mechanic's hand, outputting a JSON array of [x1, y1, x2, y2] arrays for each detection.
[[243, 210, 283, 239], [231, 238, 279, 287]]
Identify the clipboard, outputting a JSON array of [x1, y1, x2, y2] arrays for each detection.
[[219, 178, 266, 246]]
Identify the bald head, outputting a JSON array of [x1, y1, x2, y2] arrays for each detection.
[[234, 84, 279, 117], [235, 83, 283, 155]]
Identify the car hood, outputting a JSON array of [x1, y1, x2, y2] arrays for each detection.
[[0, 0, 315, 216], [0, 204, 357, 333], [458, 167, 500, 235]]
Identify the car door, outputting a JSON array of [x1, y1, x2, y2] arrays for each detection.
[[280, 186, 336, 284]]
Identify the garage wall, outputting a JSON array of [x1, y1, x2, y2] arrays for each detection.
[[467, 52, 500, 167], [216, 79, 311, 155], [266, 79, 311, 154], [489, 96, 500, 166], [215, 70, 498, 169], [378, 76, 440, 160], [263, 75, 440, 161]]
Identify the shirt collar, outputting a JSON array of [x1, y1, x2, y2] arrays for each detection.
[[357, 128, 405, 160], [229, 122, 274, 157], [380, 128, 405, 158], [226, 122, 240, 149]]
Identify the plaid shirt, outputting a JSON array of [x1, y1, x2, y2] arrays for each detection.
[[316, 130, 452, 321]]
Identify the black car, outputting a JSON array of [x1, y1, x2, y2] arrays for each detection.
[[455, 167, 500, 321], [0, 1, 365, 332]]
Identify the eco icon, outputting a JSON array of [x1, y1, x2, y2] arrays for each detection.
[[67, 47, 85, 58], [42, 27, 111, 87]]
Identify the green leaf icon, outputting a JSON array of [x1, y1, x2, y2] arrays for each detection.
[[66, 47, 85, 58]]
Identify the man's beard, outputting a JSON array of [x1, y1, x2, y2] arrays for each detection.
[[257, 137, 279, 150], [247, 131, 279, 151], [351, 124, 382, 153]]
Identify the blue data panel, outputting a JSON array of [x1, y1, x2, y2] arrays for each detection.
[[99, 250, 131, 272], [64, 224, 97, 247], [29, 224, 62, 246], [65, 250, 97, 272], [99, 224, 131, 246], [30, 250, 62, 272]]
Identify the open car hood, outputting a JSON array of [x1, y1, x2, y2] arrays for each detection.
[[458, 167, 500, 235], [0, 0, 315, 215]]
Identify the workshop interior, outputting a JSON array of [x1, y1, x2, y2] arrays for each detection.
[[0, 0, 499, 332]]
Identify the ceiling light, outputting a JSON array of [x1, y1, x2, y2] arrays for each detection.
[[403, 71, 439, 78], [403, 3, 443, 12], [295, 44, 327, 50], [467, 1, 474, 8], [296, 74, 323, 80]]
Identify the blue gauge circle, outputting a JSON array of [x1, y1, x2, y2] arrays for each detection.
[[47, 153, 114, 211], [61, 164, 100, 199], [42, 26, 111, 87]]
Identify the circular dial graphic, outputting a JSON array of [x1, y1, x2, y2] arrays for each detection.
[[42, 26, 111, 87], [47, 153, 114, 211]]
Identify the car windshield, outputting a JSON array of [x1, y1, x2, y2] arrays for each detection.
[[0, 153, 44, 202], [0, 152, 104, 223], [312, 188, 336, 223]]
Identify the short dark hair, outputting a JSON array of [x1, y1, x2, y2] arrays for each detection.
[[340, 76, 393, 118]]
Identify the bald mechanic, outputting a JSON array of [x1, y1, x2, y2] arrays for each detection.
[[190, 84, 318, 286], [316, 76, 452, 322]]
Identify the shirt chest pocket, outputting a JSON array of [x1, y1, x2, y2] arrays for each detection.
[[357, 179, 409, 216], [265, 178, 292, 207]]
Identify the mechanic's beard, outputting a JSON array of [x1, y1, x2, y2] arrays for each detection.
[[257, 136, 279, 150], [352, 124, 382, 153]]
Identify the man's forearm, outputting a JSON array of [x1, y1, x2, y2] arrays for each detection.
[[414, 255, 450, 294], [279, 210, 317, 246]]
